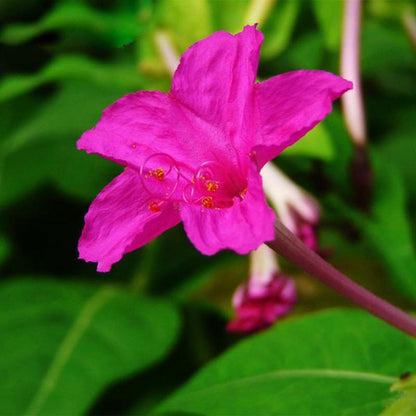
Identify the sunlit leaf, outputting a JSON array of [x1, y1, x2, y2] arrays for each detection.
[[0, 278, 180, 415], [210, 0, 251, 33], [157, 309, 414, 415], [382, 374, 416, 415], [282, 123, 334, 160], [158, 0, 212, 52], [261, 0, 300, 58]]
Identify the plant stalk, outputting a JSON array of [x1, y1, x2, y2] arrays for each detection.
[[267, 221, 416, 337], [341, 0, 367, 147]]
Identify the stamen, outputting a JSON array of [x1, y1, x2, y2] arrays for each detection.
[[149, 167, 165, 181], [201, 196, 214, 208], [148, 201, 162, 213], [206, 180, 219, 192], [140, 153, 179, 201]]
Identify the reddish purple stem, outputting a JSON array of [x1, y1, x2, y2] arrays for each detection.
[[267, 221, 416, 337]]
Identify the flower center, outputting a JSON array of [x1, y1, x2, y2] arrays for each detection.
[[140, 153, 247, 212]]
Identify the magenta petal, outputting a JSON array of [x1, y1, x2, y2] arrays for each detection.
[[77, 91, 172, 169], [180, 163, 275, 255], [227, 274, 297, 333], [78, 90, 240, 173], [171, 25, 263, 154], [254, 70, 353, 167], [78, 168, 180, 272]]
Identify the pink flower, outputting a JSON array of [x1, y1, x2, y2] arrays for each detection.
[[227, 245, 296, 333], [261, 162, 320, 251], [228, 244, 296, 333], [227, 274, 296, 333], [77, 25, 352, 272]]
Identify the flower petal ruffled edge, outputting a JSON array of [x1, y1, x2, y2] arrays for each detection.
[[179, 162, 275, 255], [170, 25, 263, 155], [254, 70, 353, 167], [78, 168, 180, 272]]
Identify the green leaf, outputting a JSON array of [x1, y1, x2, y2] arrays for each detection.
[[361, 162, 416, 301], [0, 234, 11, 266], [210, 0, 250, 33], [282, 123, 334, 160], [0, 277, 180, 415], [0, 2, 140, 47], [0, 82, 124, 206], [362, 21, 416, 96], [0, 55, 142, 104], [157, 309, 414, 415], [331, 158, 416, 302], [286, 32, 324, 70], [376, 106, 416, 201], [158, 0, 212, 52], [311, 0, 343, 51], [382, 374, 416, 415], [323, 109, 354, 192], [261, 0, 300, 58], [49, 140, 121, 202], [369, 0, 416, 20]]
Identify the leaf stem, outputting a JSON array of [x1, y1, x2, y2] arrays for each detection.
[[267, 221, 416, 337]]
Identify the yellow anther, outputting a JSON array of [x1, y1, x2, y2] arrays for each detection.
[[148, 167, 165, 181], [201, 196, 214, 208], [148, 201, 161, 213], [205, 180, 219, 193], [154, 168, 165, 180]]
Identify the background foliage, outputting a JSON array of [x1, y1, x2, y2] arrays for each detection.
[[1, 0, 415, 414]]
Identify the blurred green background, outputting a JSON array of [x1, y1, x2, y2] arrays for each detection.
[[1, 0, 416, 414]]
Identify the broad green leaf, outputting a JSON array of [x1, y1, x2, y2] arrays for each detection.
[[261, 0, 300, 58], [282, 123, 334, 160], [0, 55, 142, 104], [157, 309, 415, 415], [382, 375, 416, 415], [311, 0, 343, 51], [0, 278, 180, 415], [0, 2, 140, 46], [1, 81, 125, 155], [0, 82, 124, 206]]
